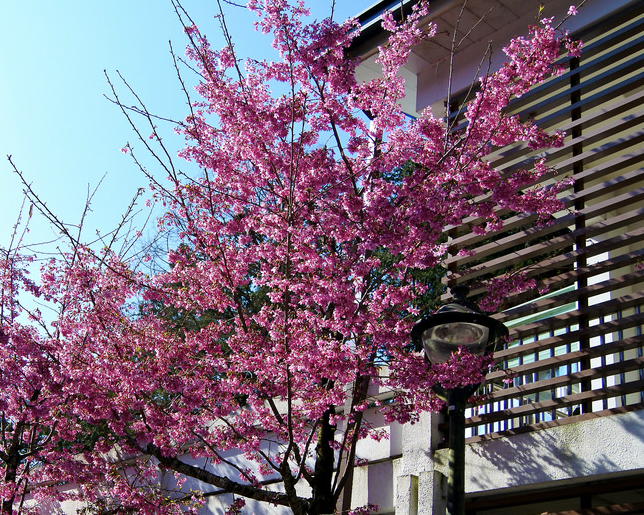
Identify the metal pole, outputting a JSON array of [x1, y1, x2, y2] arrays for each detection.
[[446, 386, 475, 515]]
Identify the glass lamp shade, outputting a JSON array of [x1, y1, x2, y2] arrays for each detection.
[[422, 320, 490, 364], [411, 304, 509, 365]]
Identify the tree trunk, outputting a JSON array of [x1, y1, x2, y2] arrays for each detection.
[[2, 466, 17, 515], [310, 407, 336, 515]]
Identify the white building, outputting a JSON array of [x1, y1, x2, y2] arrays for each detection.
[[346, 0, 644, 513]]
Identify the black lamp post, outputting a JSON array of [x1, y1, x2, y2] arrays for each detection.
[[411, 286, 508, 515]]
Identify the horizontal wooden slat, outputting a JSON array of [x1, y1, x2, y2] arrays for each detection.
[[493, 301, 644, 358], [445, 140, 644, 244], [518, 51, 644, 130], [504, 12, 644, 114], [445, 168, 644, 269], [484, 356, 644, 403], [488, 335, 644, 386], [456, 403, 644, 445], [494, 233, 644, 313], [499, 268, 644, 325], [465, 379, 644, 426], [454, 215, 644, 306], [446, 203, 644, 280], [439, 3, 644, 442]]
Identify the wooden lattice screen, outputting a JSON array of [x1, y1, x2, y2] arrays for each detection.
[[441, 3, 644, 442]]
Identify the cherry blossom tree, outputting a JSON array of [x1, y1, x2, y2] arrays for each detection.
[[1, 1, 582, 514], [0, 249, 57, 515], [0, 185, 155, 515]]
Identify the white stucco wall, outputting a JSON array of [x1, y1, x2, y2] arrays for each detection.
[[389, 409, 644, 514], [461, 409, 644, 494]]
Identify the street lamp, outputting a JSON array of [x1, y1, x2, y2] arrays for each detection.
[[411, 286, 509, 515]]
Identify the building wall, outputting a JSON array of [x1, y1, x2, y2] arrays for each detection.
[[351, 0, 644, 513]]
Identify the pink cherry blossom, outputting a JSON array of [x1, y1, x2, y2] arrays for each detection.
[[1, 2, 581, 513]]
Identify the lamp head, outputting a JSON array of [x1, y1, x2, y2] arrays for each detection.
[[411, 287, 509, 365]]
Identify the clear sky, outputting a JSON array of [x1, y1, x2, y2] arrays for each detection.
[[0, 0, 376, 249]]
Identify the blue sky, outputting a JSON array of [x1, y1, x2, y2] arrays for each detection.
[[0, 0, 375, 248]]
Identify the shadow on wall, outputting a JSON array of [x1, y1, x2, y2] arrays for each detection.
[[465, 410, 644, 490]]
